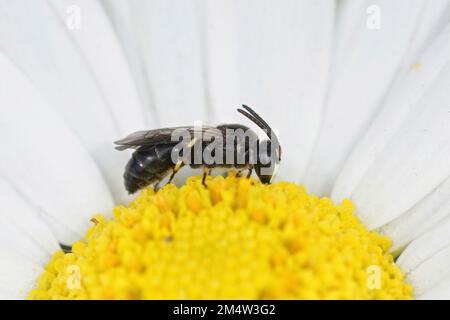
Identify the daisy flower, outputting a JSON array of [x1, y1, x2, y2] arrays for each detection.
[[0, 0, 449, 299]]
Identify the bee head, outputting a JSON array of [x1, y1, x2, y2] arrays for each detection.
[[237, 105, 281, 184], [254, 139, 281, 183]]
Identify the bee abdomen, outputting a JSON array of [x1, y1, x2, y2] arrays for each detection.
[[123, 145, 174, 194]]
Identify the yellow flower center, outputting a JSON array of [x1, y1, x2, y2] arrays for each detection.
[[28, 174, 412, 299]]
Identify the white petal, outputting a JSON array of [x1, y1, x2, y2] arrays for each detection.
[[396, 212, 450, 298], [210, 0, 335, 182], [330, 0, 370, 84], [200, 0, 240, 124], [0, 179, 59, 265], [399, 0, 450, 69], [418, 277, 450, 299], [397, 218, 450, 274], [100, 0, 157, 125], [123, 0, 210, 126], [0, 52, 114, 244], [304, 0, 425, 196], [0, 252, 43, 299], [351, 61, 450, 229], [48, 0, 148, 133], [379, 175, 450, 251], [0, 179, 58, 298], [401, 245, 450, 296], [0, 0, 136, 203], [396, 218, 450, 296], [332, 22, 450, 203]]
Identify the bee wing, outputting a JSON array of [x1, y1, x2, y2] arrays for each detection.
[[114, 126, 223, 151]]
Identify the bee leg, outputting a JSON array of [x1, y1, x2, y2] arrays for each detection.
[[246, 165, 254, 179], [154, 180, 162, 191], [60, 244, 72, 254], [236, 170, 242, 178], [167, 161, 183, 185], [202, 167, 211, 187]]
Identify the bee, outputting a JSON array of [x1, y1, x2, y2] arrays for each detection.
[[114, 105, 281, 194]]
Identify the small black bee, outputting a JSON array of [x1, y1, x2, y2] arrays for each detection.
[[114, 105, 281, 194]]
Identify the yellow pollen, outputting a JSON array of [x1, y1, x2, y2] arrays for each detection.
[[410, 62, 422, 70], [28, 174, 412, 300]]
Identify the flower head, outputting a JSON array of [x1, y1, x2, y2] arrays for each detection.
[[29, 174, 411, 299]]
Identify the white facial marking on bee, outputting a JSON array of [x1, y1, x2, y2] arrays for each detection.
[[188, 137, 197, 148], [271, 163, 280, 183]]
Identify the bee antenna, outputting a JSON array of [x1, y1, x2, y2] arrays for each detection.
[[237, 105, 279, 146]]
